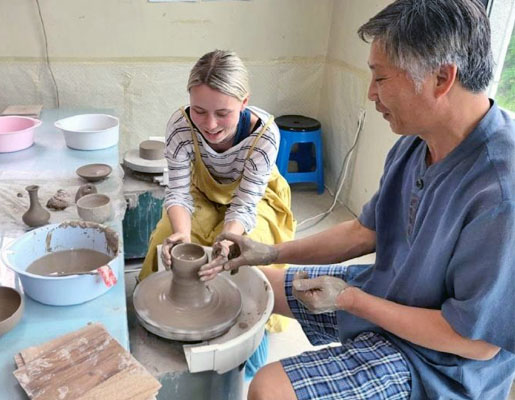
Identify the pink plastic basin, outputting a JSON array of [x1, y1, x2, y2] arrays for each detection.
[[0, 116, 42, 153]]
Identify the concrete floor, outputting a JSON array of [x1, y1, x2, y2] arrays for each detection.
[[126, 184, 515, 399]]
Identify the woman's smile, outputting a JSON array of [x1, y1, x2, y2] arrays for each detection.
[[189, 84, 245, 148]]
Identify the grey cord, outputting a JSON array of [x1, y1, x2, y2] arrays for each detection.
[[296, 109, 366, 232], [35, 0, 60, 108]]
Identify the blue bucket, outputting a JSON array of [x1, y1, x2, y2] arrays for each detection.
[[1, 221, 122, 306]]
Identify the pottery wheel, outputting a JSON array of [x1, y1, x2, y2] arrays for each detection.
[[133, 271, 242, 341], [124, 149, 166, 173]]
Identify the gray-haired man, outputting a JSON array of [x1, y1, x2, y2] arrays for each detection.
[[201, 0, 515, 398]]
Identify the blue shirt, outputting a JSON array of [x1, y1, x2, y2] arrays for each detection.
[[338, 101, 515, 399]]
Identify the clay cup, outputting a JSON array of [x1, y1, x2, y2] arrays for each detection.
[[76, 193, 113, 224], [169, 243, 211, 309]]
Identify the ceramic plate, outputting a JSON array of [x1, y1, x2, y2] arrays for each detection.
[[76, 163, 112, 182]]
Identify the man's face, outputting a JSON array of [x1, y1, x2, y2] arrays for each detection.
[[367, 40, 433, 135]]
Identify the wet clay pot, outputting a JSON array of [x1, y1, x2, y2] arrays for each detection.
[[169, 243, 211, 308], [22, 185, 50, 228]]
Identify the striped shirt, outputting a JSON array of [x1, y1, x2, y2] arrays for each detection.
[[164, 106, 280, 233]]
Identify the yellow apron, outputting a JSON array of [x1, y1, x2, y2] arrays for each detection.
[[139, 108, 296, 332]]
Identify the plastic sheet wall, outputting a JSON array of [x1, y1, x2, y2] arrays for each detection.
[[0, 60, 325, 155], [0, 0, 401, 215]]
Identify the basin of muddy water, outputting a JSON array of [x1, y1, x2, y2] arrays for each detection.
[[1, 221, 121, 305]]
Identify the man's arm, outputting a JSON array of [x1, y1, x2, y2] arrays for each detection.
[[199, 218, 375, 279], [339, 288, 501, 361], [276, 218, 376, 265]]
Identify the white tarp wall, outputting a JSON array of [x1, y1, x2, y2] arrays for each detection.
[[0, 0, 397, 215]]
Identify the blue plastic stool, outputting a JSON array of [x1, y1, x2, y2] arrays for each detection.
[[276, 115, 325, 194]]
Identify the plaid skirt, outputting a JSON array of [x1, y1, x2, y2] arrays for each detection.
[[280, 265, 411, 400]]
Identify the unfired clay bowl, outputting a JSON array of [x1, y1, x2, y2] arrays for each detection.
[[76, 163, 112, 182], [0, 286, 24, 335], [76, 193, 113, 224]]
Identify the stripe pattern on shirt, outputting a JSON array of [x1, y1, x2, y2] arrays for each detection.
[[164, 106, 279, 232]]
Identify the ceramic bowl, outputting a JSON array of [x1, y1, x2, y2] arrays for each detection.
[[0, 221, 121, 306], [0, 287, 24, 335], [55, 114, 119, 150], [76, 193, 113, 224], [76, 163, 112, 182]]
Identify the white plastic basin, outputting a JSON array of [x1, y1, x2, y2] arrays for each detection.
[[55, 114, 119, 150]]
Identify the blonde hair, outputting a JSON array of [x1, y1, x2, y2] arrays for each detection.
[[187, 50, 250, 101]]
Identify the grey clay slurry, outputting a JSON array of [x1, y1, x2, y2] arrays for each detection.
[[26, 249, 113, 276]]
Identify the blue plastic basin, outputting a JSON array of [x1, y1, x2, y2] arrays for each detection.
[[1, 221, 122, 306]]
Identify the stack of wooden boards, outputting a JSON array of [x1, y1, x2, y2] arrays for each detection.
[[13, 323, 161, 400], [1, 105, 43, 118]]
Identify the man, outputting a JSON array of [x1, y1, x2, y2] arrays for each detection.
[[200, 0, 515, 398]]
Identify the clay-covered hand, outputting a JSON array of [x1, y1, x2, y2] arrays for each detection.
[[196, 239, 233, 281], [198, 232, 279, 281], [161, 232, 191, 270], [292, 272, 350, 314]]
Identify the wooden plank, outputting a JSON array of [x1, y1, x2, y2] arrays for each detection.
[[17, 323, 102, 364], [77, 364, 160, 400], [14, 353, 24, 369], [1, 105, 43, 118], [13, 323, 160, 400]]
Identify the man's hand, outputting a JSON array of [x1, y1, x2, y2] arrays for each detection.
[[292, 272, 350, 314], [161, 232, 191, 269], [198, 232, 279, 281], [197, 239, 233, 281]]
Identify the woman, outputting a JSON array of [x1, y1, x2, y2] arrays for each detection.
[[139, 50, 295, 371]]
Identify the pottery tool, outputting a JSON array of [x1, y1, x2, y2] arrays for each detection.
[[13, 323, 161, 400]]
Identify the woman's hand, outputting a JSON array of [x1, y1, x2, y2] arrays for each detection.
[[161, 232, 191, 270], [292, 271, 350, 314], [198, 232, 279, 281]]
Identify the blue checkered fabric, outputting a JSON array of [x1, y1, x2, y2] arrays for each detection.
[[280, 265, 411, 400]]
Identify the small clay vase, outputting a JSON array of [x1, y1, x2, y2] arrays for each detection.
[[169, 243, 211, 309], [75, 183, 97, 202], [22, 185, 50, 228]]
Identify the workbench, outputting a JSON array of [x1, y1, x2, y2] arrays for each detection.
[[0, 109, 129, 398]]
